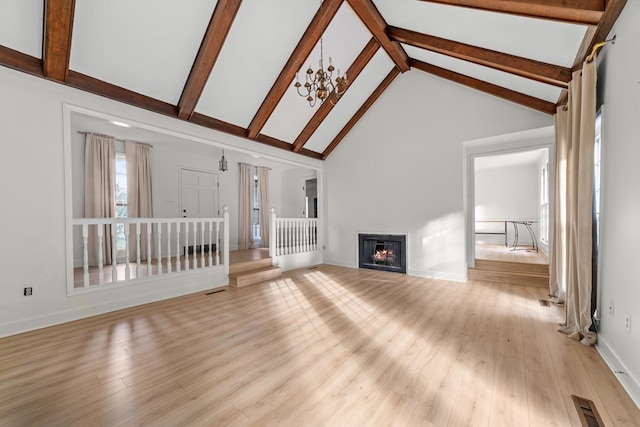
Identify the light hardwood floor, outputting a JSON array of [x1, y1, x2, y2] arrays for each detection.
[[1, 265, 638, 426]]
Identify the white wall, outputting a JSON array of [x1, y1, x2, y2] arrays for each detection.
[[475, 164, 538, 245], [324, 70, 552, 280], [280, 168, 317, 218], [0, 65, 320, 337], [595, 0, 640, 406]]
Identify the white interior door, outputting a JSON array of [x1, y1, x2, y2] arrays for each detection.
[[180, 169, 219, 218], [180, 169, 219, 253]]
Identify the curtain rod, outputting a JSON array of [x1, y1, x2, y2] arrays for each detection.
[[586, 35, 616, 63], [77, 131, 154, 148]]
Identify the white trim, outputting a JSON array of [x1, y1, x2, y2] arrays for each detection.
[[463, 126, 555, 269], [596, 336, 640, 409]]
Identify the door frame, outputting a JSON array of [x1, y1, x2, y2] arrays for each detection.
[[463, 126, 555, 269]]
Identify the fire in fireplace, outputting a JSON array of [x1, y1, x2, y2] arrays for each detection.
[[358, 234, 406, 274]]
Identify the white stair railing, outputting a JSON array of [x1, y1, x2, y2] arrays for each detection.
[[269, 208, 319, 257], [72, 207, 229, 290]]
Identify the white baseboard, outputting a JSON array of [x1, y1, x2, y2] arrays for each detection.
[[324, 259, 357, 269], [596, 336, 640, 409], [0, 272, 226, 338]]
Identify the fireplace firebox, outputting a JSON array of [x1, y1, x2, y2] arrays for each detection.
[[358, 234, 406, 274]]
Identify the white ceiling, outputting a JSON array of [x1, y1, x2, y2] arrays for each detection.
[[0, 0, 608, 158]]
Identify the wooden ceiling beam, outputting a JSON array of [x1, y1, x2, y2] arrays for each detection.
[[322, 67, 400, 159], [416, 0, 604, 25], [410, 58, 556, 115], [67, 71, 179, 117], [177, 0, 243, 120], [346, 0, 410, 72], [571, 0, 626, 70], [292, 38, 380, 153], [0, 46, 43, 76], [389, 26, 570, 88], [43, 0, 75, 82], [246, 0, 344, 140]]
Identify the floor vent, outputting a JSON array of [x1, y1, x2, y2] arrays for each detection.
[[539, 299, 550, 307], [571, 395, 604, 427], [205, 289, 227, 295], [308, 266, 319, 270]]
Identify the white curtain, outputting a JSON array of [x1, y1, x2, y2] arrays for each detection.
[[125, 140, 153, 261], [84, 134, 116, 266], [238, 163, 254, 250], [257, 166, 269, 247], [551, 59, 597, 346]]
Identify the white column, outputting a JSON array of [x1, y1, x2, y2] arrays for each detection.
[[269, 208, 276, 258]]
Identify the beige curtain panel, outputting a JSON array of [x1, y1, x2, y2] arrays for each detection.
[[257, 166, 270, 248], [551, 59, 597, 346], [125, 141, 153, 261], [84, 134, 116, 266], [238, 163, 254, 250]]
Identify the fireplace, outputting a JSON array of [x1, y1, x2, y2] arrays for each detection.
[[358, 234, 406, 274]]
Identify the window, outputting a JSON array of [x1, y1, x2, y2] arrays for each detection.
[[115, 153, 127, 255], [252, 174, 260, 244], [594, 111, 602, 247], [540, 161, 549, 243]]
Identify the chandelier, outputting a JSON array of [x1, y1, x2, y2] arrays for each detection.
[[294, 36, 348, 107]]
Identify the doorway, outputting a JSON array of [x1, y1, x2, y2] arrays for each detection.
[[180, 168, 219, 254], [463, 126, 555, 268]]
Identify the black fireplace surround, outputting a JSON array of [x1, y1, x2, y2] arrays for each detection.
[[358, 233, 407, 274]]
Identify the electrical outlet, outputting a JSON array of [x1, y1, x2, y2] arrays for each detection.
[[624, 314, 631, 333], [23, 287, 33, 296], [609, 300, 615, 317]]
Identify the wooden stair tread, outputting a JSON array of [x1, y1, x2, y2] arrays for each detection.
[[229, 266, 282, 287], [469, 258, 549, 288], [229, 257, 273, 275]]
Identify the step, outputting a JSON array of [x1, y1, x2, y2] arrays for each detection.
[[468, 268, 549, 288], [469, 258, 549, 288], [229, 257, 273, 275], [474, 259, 549, 276], [229, 266, 282, 287]]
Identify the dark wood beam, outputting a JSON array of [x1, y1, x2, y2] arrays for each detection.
[[389, 26, 570, 88], [346, 0, 410, 72], [43, 0, 75, 82], [177, 0, 243, 120], [410, 58, 556, 114], [66, 71, 179, 117], [322, 68, 400, 159], [292, 38, 380, 153], [246, 0, 344, 140], [417, 0, 604, 25], [0, 46, 43, 76]]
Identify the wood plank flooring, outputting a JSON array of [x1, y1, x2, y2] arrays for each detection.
[[1, 264, 639, 426]]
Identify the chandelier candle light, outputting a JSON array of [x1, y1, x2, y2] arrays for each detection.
[[295, 36, 348, 107]]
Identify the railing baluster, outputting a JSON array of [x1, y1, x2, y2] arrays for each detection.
[[184, 222, 190, 271], [111, 224, 118, 283], [208, 221, 213, 267], [157, 222, 162, 275], [167, 222, 172, 273], [97, 225, 104, 284], [82, 224, 89, 287], [135, 223, 141, 279], [146, 223, 152, 277], [201, 221, 206, 268], [175, 223, 181, 272], [124, 223, 131, 280]]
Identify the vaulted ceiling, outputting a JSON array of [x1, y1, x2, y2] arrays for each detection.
[[0, 1, 626, 160]]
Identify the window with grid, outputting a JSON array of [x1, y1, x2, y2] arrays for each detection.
[[540, 161, 549, 243]]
